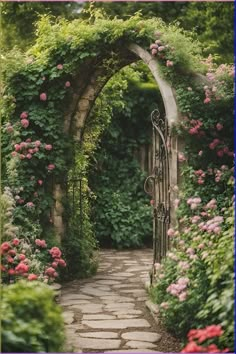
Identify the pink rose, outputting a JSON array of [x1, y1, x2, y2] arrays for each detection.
[[57, 64, 63, 70], [12, 238, 20, 246], [28, 274, 38, 281], [20, 112, 28, 119], [160, 302, 169, 309], [47, 164, 55, 171], [216, 123, 223, 131], [21, 119, 29, 128], [26, 138, 31, 143], [40, 93, 47, 101], [52, 262, 58, 268], [45, 267, 57, 277], [8, 269, 15, 275], [166, 60, 173, 67], [15, 262, 29, 274], [217, 150, 224, 157], [38, 180, 43, 185], [14, 144, 21, 152], [35, 239, 47, 248], [34, 140, 41, 147], [151, 49, 158, 56], [204, 97, 211, 104], [58, 258, 66, 267], [158, 46, 165, 52], [1, 242, 11, 254], [65, 81, 71, 88], [45, 144, 52, 151], [19, 254, 26, 261], [49, 246, 62, 259], [26, 154, 32, 159], [167, 228, 175, 237]]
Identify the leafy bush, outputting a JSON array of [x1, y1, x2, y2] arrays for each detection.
[[1, 280, 65, 352], [150, 59, 234, 351]]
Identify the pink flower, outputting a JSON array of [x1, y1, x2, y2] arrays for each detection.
[[7, 256, 14, 263], [49, 246, 62, 259], [57, 64, 63, 70], [198, 150, 203, 156], [21, 119, 29, 128], [151, 49, 158, 56], [15, 262, 29, 274], [26, 153, 32, 159], [65, 81, 71, 88], [26, 138, 31, 143], [47, 164, 55, 171], [213, 226, 221, 234], [26, 202, 34, 208], [40, 93, 47, 101], [45, 144, 52, 151], [198, 243, 205, 249], [8, 269, 15, 276], [158, 46, 165, 52], [178, 153, 186, 162], [19, 254, 26, 261], [154, 262, 162, 271], [45, 267, 57, 277], [12, 238, 20, 246], [217, 150, 224, 157], [167, 228, 175, 237], [166, 60, 173, 67], [20, 112, 28, 119], [178, 261, 190, 270], [197, 179, 204, 185], [8, 249, 16, 256], [204, 97, 211, 104], [179, 292, 187, 301], [186, 248, 195, 256], [216, 123, 223, 131], [14, 144, 21, 152], [52, 261, 58, 268], [58, 258, 66, 267], [35, 239, 47, 248], [38, 180, 43, 185], [1, 242, 11, 254], [34, 140, 41, 147], [28, 274, 38, 281]]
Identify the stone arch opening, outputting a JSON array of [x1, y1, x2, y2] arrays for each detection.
[[53, 43, 180, 241]]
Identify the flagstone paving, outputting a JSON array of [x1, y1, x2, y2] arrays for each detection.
[[60, 249, 181, 353]]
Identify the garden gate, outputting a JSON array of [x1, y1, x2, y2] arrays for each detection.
[[144, 108, 170, 277]]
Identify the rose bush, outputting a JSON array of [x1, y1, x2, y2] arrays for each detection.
[[150, 56, 234, 351]]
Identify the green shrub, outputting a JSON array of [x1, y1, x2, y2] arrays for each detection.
[[1, 280, 65, 352]]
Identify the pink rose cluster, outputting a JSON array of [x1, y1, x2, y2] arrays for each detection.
[[12, 139, 53, 160], [149, 37, 174, 67], [35, 239, 47, 248], [194, 169, 206, 185], [1, 239, 38, 281], [198, 215, 223, 235], [167, 277, 189, 301], [188, 119, 205, 137], [187, 197, 201, 210]]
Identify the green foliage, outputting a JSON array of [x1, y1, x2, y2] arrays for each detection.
[[89, 68, 160, 248], [1, 280, 65, 352], [150, 61, 234, 350]]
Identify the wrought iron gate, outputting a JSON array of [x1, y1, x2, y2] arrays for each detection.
[[144, 108, 170, 274]]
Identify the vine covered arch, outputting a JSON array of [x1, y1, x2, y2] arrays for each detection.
[[2, 14, 204, 245]]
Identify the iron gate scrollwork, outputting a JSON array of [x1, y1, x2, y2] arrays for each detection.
[[144, 108, 170, 277]]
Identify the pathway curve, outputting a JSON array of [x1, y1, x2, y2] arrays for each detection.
[[61, 249, 180, 353]]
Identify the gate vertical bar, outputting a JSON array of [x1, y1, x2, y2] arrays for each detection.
[[144, 108, 170, 280]]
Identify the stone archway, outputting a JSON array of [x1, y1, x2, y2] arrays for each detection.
[[52, 43, 180, 240]]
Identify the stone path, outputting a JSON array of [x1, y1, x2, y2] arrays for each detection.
[[60, 249, 180, 353]]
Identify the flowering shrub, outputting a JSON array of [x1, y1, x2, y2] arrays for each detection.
[[150, 55, 234, 351], [181, 325, 229, 353], [1, 237, 66, 284]]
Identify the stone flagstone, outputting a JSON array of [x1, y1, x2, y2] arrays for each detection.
[[79, 332, 119, 339], [121, 331, 161, 342], [125, 340, 157, 349], [82, 319, 151, 329]]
